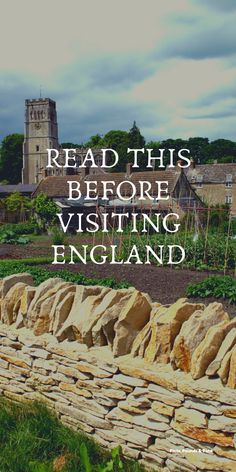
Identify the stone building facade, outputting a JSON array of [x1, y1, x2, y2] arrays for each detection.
[[185, 162, 236, 215], [22, 98, 59, 184]]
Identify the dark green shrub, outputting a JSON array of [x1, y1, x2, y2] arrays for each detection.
[[0, 223, 37, 236], [186, 275, 236, 303]]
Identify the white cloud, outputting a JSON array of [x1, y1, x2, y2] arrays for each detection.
[[0, 0, 236, 142]]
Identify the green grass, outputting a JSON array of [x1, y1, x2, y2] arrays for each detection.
[[0, 399, 144, 472], [0, 260, 130, 289]]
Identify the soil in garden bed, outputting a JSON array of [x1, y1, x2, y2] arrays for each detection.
[[44, 263, 236, 318]]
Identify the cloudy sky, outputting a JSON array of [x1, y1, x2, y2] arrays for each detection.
[[0, 0, 236, 143]]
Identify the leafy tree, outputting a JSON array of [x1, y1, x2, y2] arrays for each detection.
[[0, 134, 24, 184], [84, 134, 103, 148], [187, 137, 209, 164], [102, 130, 129, 172], [60, 142, 81, 148], [32, 193, 58, 230], [5, 192, 24, 212], [204, 139, 236, 163]]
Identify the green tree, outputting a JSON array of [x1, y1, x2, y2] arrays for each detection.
[[60, 142, 81, 148], [205, 139, 236, 163], [187, 137, 209, 164], [102, 130, 129, 172], [85, 134, 103, 148], [0, 134, 24, 184], [33, 193, 58, 230], [4, 192, 31, 220]]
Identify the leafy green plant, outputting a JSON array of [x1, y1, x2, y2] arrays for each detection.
[[80, 444, 127, 472], [0, 399, 144, 472], [186, 275, 236, 303], [119, 233, 236, 270], [0, 230, 30, 245], [32, 193, 58, 230], [0, 223, 37, 236], [51, 226, 66, 245]]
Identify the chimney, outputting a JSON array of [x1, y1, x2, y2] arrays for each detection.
[[214, 159, 218, 164], [126, 162, 133, 177], [190, 158, 196, 169]]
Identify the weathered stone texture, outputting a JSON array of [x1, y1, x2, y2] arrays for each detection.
[[1, 275, 236, 470]]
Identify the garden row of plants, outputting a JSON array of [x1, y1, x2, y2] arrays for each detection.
[[186, 275, 236, 304], [119, 233, 236, 270], [2, 230, 234, 272], [0, 399, 144, 472]]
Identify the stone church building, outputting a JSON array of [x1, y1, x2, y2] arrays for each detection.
[[22, 98, 105, 184]]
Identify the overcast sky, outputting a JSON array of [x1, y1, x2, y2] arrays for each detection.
[[0, 0, 236, 143]]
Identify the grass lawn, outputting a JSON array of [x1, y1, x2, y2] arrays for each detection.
[[0, 399, 145, 472]]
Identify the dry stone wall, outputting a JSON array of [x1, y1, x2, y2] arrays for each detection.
[[0, 274, 236, 470]]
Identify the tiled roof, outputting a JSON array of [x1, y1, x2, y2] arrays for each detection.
[[33, 169, 181, 198], [185, 163, 236, 183], [0, 184, 37, 194]]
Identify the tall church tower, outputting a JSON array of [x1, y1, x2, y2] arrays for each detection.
[[22, 98, 59, 184]]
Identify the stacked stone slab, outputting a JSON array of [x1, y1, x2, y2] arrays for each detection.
[[0, 275, 151, 357], [1, 274, 236, 387], [1, 274, 236, 470], [0, 325, 236, 471]]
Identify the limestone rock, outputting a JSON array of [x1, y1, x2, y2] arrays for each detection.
[[15, 311, 24, 329], [171, 302, 229, 372], [1, 283, 29, 325], [152, 401, 174, 417], [56, 285, 105, 342], [107, 407, 169, 432], [171, 420, 234, 447], [19, 286, 36, 322], [184, 398, 220, 415], [209, 415, 236, 433], [113, 290, 152, 357], [48, 284, 76, 332], [207, 326, 236, 377], [79, 288, 121, 347], [220, 405, 236, 418], [56, 403, 112, 429], [191, 321, 228, 380], [52, 292, 75, 335], [131, 318, 153, 359], [113, 373, 147, 387], [0, 273, 33, 298], [227, 345, 236, 389], [218, 349, 233, 385], [136, 299, 203, 364], [214, 446, 236, 460], [33, 295, 57, 335], [92, 289, 134, 347], [187, 451, 236, 471], [27, 278, 64, 327], [165, 457, 196, 472], [175, 406, 207, 428], [147, 383, 183, 407], [118, 359, 177, 389]]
